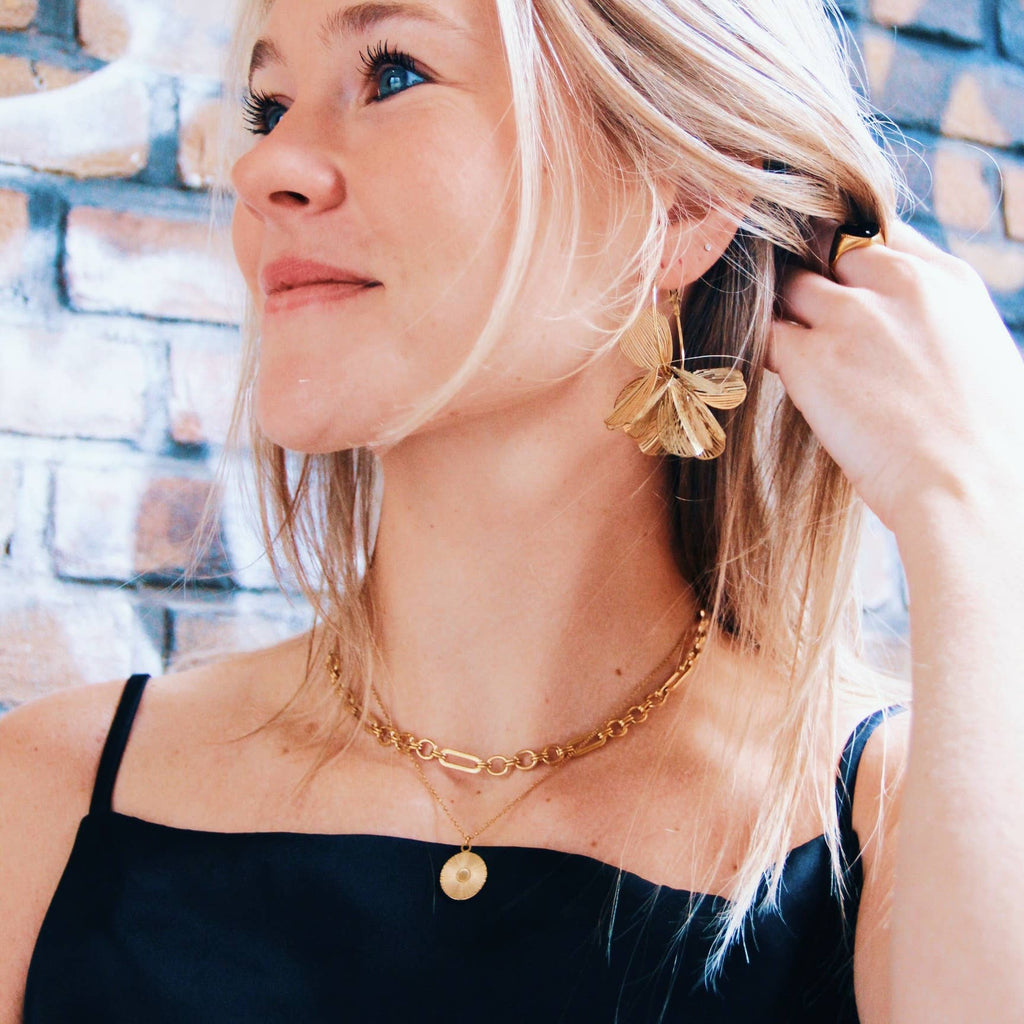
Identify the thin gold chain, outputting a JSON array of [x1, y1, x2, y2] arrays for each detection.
[[326, 609, 708, 778], [377, 682, 563, 849]]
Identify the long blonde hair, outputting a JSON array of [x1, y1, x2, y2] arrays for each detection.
[[220, 0, 905, 976]]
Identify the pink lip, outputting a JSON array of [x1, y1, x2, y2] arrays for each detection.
[[259, 257, 378, 312], [264, 280, 376, 314]]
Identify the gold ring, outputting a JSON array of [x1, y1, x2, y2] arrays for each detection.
[[829, 223, 886, 276]]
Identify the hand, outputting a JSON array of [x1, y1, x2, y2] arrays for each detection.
[[768, 221, 1024, 539]]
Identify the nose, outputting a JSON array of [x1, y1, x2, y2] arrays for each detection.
[[231, 108, 346, 221]]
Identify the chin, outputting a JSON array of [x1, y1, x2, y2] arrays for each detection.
[[252, 382, 395, 454]]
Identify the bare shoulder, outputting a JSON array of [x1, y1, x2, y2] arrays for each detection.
[[847, 702, 911, 839], [847, 702, 912, 1024], [0, 634, 309, 1018], [0, 678, 131, 1018]]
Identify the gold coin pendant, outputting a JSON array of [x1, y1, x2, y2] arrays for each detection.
[[439, 849, 487, 900]]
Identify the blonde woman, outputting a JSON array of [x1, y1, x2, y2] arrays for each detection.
[[3, 0, 1023, 1020]]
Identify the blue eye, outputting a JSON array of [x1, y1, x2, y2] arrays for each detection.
[[242, 89, 288, 135], [376, 63, 426, 100], [360, 42, 428, 102]]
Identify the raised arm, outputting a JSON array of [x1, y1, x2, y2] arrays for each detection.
[[771, 222, 1024, 1021]]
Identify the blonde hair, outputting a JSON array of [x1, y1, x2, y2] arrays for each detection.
[[220, 0, 906, 979]]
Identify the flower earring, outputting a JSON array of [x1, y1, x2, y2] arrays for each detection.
[[605, 289, 747, 460]]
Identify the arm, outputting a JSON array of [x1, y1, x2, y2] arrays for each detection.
[[771, 224, 1024, 1021], [889, 480, 1024, 1020]]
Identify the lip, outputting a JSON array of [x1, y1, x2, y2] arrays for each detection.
[[259, 257, 379, 315], [260, 256, 376, 294], [263, 280, 377, 314]]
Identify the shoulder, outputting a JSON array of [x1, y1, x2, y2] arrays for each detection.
[[844, 703, 911, 1024], [0, 678, 131, 1019], [0, 637, 309, 1014], [0, 677, 131, 824], [846, 703, 911, 839], [0, 632, 312, 840]]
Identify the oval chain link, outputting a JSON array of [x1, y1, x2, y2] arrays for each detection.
[[327, 609, 707, 776]]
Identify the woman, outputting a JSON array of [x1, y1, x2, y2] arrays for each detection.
[[3, 0, 1023, 1020]]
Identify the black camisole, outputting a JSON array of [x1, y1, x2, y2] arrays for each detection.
[[24, 675, 901, 1023]]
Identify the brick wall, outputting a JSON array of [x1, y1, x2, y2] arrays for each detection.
[[2, 0, 1021, 705], [0, 0, 311, 705]]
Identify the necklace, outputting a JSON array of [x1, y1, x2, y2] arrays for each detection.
[[373, 682, 562, 900], [327, 610, 709, 899], [326, 610, 707, 777]]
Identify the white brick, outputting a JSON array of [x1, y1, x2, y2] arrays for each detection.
[[0, 459, 17, 558], [168, 326, 241, 445], [51, 463, 225, 584], [66, 207, 245, 324], [178, 80, 232, 190], [0, 318, 151, 440], [79, 0, 232, 78], [0, 189, 29, 290], [0, 63, 149, 178], [0, 583, 162, 702]]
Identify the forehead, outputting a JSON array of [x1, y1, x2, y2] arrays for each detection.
[[248, 0, 475, 79]]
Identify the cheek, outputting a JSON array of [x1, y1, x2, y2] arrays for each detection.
[[231, 205, 262, 299], [242, 106, 527, 451], [363, 102, 517, 276]]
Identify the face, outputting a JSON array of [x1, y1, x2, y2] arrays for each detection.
[[231, 0, 632, 454]]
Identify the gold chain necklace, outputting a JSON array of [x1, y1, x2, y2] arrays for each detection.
[[372, 682, 563, 900], [326, 609, 709, 900], [326, 610, 707, 777]]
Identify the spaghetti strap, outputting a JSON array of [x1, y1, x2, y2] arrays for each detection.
[[89, 674, 151, 815], [835, 704, 908, 837]]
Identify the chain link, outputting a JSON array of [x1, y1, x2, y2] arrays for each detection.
[[327, 609, 708, 776]]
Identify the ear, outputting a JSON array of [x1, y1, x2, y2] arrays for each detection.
[[655, 191, 746, 292]]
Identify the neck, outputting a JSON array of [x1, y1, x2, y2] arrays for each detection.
[[368, 361, 698, 756]]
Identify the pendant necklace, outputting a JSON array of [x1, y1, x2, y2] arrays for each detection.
[[387, 719, 562, 901], [327, 608, 709, 900]]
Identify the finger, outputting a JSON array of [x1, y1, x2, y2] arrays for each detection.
[[777, 266, 844, 327], [765, 315, 812, 376], [829, 221, 938, 287], [885, 220, 944, 260]]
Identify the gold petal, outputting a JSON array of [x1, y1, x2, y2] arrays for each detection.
[[678, 367, 747, 410], [657, 384, 726, 460], [604, 373, 661, 430], [618, 306, 673, 371], [625, 406, 664, 455]]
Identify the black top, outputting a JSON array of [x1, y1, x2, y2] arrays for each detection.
[[24, 674, 902, 1023]]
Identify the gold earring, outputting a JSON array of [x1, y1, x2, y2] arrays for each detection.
[[605, 289, 747, 460]]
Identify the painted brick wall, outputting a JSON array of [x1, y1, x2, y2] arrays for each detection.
[[0, 0, 312, 706], [2, 0, 1021, 706]]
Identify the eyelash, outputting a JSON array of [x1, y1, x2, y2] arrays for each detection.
[[359, 40, 420, 85], [241, 89, 284, 136], [241, 41, 424, 135]]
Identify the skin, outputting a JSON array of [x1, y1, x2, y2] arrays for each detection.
[[1, 0, 1022, 1020], [774, 232, 1024, 1019]]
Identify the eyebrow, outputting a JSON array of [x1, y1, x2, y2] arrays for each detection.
[[248, 2, 461, 87]]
